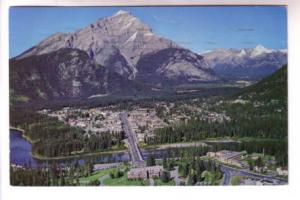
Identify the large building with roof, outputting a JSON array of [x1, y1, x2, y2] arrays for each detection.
[[127, 166, 164, 180]]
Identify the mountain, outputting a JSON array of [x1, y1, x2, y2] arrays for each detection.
[[202, 45, 287, 80], [136, 48, 216, 84], [230, 65, 287, 139], [10, 10, 219, 103]]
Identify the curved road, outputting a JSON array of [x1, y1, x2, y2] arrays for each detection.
[[220, 165, 287, 185]]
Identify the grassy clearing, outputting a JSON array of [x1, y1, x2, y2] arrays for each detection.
[[79, 168, 115, 185], [230, 176, 241, 185], [103, 174, 149, 186], [154, 178, 175, 186]]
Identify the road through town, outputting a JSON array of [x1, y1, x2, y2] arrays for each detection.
[[120, 112, 144, 165]]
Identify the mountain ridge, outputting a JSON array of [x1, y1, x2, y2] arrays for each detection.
[[14, 10, 216, 82], [202, 45, 287, 80], [10, 10, 219, 103]]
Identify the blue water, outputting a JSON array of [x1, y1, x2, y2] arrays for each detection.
[[10, 130, 131, 168], [10, 130, 36, 167], [10, 130, 204, 168]]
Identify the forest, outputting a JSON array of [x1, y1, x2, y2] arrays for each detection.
[[10, 108, 124, 158], [10, 146, 221, 186], [149, 66, 288, 166]]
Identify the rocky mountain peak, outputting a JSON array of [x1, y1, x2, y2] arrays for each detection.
[[91, 9, 151, 35], [11, 11, 219, 102], [113, 10, 131, 16]]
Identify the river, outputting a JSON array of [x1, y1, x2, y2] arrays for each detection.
[[10, 130, 287, 168], [10, 129, 209, 168], [10, 130, 131, 168]]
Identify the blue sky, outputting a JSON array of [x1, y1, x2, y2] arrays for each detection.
[[9, 6, 287, 58]]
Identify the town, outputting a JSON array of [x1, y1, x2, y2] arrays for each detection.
[[38, 101, 231, 143], [39, 106, 167, 142], [33, 102, 287, 186]]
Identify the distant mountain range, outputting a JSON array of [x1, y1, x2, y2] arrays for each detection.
[[10, 10, 287, 103], [202, 45, 287, 80]]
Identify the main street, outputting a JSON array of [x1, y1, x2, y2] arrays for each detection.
[[120, 112, 144, 165]]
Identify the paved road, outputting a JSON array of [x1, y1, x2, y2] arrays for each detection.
[[220, 165, 287, 185], [120, 112, 144, 165], [221, 166, 233, 185], [170, 167, 182, 186], [98, 174, 110, 186], [93, 163, 121, 171]]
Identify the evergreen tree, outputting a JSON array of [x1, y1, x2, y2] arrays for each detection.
[[146, 154, 156, 166], [162, 157, 168, 169], [161, 171, 170, 183]]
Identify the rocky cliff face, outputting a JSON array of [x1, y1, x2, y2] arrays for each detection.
[[17, 10, 177, 68], [11, 10, 219, 102], [11, 49, 105, 101], [10, 48, 152, 102], [136, 48, 217, 84]]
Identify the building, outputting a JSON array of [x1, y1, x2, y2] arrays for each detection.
[[127, 166, 164, 180], [207, 150, 247, 168], [276, 167, 288, 176]]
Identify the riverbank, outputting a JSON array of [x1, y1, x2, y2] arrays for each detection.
[[203, 136, 285, 143], [10, 126, 25, 133], [140, 137, 286, 151], [10, 127, 128, 161], [141, 141, 208, 150], [31, 149, 127, 161], [10, 127, 39, 144]]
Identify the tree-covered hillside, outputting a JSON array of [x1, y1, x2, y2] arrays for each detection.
[[152, 65, 288, 142], [236, 64, 287, 104]]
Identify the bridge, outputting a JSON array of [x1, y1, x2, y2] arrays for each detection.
[[119, 112, 144, 166]]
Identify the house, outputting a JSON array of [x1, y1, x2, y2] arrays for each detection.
[[127, 166, 164, 180], [276, 167, 288, 176]]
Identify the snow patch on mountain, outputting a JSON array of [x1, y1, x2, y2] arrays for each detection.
[[238, 49, 247, 57], [280, 49, 288, 53], [250, 45, 274, 57], [114, 10, 130, 16], [144, 32, 154, 37], [124, 31, 138, 45]]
